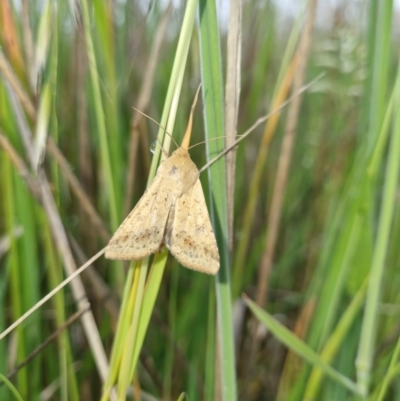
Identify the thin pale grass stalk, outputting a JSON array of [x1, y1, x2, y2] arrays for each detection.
[[124, 6, 171, 216], [4, 307, 89, 382], [69, 236, 120, 323], [232, 55, 298, 297], [198, 0, 237, 399], [0, 233, 105, 342], [224, 0, 242, 250]]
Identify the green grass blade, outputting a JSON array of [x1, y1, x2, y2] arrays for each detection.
[[375, 339, 400, 401], [198, 1, 237, 399], [366, 0, 393, 148], [80, 0, 118, 231], [245, 296, 363, 396], [0, 374, 24, 401], [304, 277, 368, 400], [356, 56, 400, 396]]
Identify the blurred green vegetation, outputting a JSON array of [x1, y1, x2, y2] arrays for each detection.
[[0, 0, 400, 400]]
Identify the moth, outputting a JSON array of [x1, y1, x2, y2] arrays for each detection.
[[105, 90, 220, 274]]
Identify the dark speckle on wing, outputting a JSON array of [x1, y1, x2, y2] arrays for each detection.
[[169, 165, 178, 175]]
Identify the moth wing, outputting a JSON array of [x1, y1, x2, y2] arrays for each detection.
[[167, 179, 220, 274], [105, 173, 171, 260]]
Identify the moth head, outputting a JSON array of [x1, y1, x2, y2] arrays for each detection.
[[172, 147, 190, 158]]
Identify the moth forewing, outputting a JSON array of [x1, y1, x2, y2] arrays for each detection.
[[167, 178, 220, 274], [105, 147, 220, 274], [104, 152, 185, 260], [104, 171, 170, 260]]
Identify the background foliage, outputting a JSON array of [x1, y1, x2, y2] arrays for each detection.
[[1, 0, 400, 400]]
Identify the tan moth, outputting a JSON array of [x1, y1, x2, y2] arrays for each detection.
[[105, 89, 220, 274]]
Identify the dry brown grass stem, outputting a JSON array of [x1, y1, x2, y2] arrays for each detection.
[[0, 48, 35, 120], [69, 236, 120, 324], [232, 54, 299, 296], [21, 0, 35, 90], [0, 132, 41, 198], [244, 0, 319, 395], [256, 0, 318, 309]]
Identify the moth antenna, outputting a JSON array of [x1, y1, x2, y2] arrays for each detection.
[[156, 136, 169, 158], [198, 73, 325, 174], [131, 106, 179, 149], [181, 84, 202, 150], [188, 135, 245, 150]]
